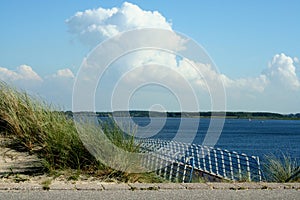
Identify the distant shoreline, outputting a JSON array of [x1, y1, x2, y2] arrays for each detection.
[[67, 111, 300, 120]]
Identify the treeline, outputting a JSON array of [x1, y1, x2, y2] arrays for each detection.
[[223, 112, 300, 119], [65, 111, 300, 120]]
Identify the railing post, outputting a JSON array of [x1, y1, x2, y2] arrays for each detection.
[[175, 163, 180, 183], [201, 146, 206, 172], [182, 162, 187, 183], [182, 156, 194, 183], [226, 150, 234, 180], [220, 150, 226, 178], [148, 148, 153, 169], [188, 157, 195, 183], [213, 149, 219, 175], [169, 161, 174, 181], [256, 156, 262, 182], [235, 153, 242, 180], [244, 154, 251, 182], [206, 147, 213, 174], [194, 146, 201, 170], [156, 152, 160, 174]]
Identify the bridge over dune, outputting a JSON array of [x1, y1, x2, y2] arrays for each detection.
[[138, 139, 262, 183]]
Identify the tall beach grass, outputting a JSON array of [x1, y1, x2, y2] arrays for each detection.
[[0, 81, 162, 182], [0, 81, 98, 171]]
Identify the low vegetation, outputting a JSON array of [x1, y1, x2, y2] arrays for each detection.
[[0, 81, 162, 183], [263, 154, 300, 182], [0, 81, 97, 171]]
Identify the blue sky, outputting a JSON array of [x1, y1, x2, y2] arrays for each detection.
[[1, 1, 300, 113]]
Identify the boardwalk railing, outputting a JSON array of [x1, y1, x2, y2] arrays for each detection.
[[137, 139, 262, 182]]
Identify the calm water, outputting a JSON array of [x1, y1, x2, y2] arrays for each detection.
[[129, 117, 300, 161]]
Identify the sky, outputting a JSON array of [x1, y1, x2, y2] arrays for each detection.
[[1, 0, 300, 113]]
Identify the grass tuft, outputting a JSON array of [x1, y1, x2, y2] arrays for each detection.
[[263, 153, 300, 182], [41, 179, 52, 190]]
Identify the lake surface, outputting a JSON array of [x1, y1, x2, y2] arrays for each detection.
[[128, 117, 300, 161]]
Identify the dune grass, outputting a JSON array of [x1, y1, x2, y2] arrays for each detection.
[[263, 153, 300, 182], [0, 81, 162, 182], [99, 119, 140, 153], [0, 81, 98, 171]]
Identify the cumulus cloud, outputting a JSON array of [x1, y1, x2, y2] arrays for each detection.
[[0, 65, 75, 109], [66, 2, 172, 46], [65, 2, 300, 112], [112, 50, 269, 94], [1, 59, 299, 112], [66, 2, 270, 98], [52, 68, 75, 79], [221, 53, 300, 112], [263, 53, 300, 90], [0, 65, 43, 93], [0, 65, 42, 82], [1, 3, 297, 112], [201, 53, 300, 94]]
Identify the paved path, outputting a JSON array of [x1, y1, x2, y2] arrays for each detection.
[[0, 182, 299, 200], [0, 186, 299, 200], [0, 181, 299, 191]]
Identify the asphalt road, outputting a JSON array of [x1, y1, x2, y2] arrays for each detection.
[[0, 189, 299, 200]]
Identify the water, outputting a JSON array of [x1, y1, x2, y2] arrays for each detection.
[[129, 117, 300, 161]]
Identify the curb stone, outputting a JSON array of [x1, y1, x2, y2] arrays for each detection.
[[49, 182, 76, 190], [0, 182, 299, 191], [259, 183, 286, 190], [282, 183, 300, 190], [75, 182, 103, 190], [157, 183, 186, 190], [181, 183, 211, 190], [207, 182, 240, 190], [128, 183, 159, 190], [101, 183, 130, 190], [0, 183, 42, 190], [234, 182, 263, 190]]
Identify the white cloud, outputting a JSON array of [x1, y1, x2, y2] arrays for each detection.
[[67, 1, 186, 112], [113, 51, 269, 94], [211, 53, 300, 95], [65, 2, 274, 104], [1, 53, 299, 112], [0, 65, 75, 109], [52, 68, 75, 79], [42, 69, 75, 108], [0, 65, 42, 82], [222, 53, 300, 113], [263, 53, 300, 90], [2, 2, 298, 112], [66, 2, 172, 46]]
